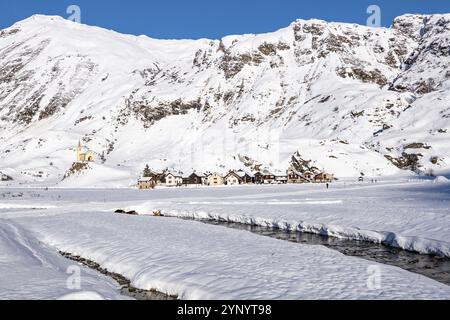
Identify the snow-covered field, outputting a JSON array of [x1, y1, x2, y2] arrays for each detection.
[[0, 177, 450, 300], [0, 220, 127, 300]]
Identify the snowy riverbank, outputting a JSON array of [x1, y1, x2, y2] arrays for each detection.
[[5, 212, 450, 300], [0, 220, 127, 300]]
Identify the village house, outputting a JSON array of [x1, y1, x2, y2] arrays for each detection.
[[184, 172, 206, 186], [259, 169, 276, 184], [76, 141, 95, 163], [287, 168, 304, 184], [223, 170, 254, 185], [224, 171, 242, 185], [254, 170, 275, 184], [152, 172, 166, 185], [275, 175, 288, 184], [162, 172, 183, 187], [287, 168, 314, 184], [200, 173, 209, 185], [314, 172, 334, 183], [207, 173, 224, 186], [142, 168, 165, 185], [254, 172, 264, 184], [235, 170, 254, 184], [304, 171, 315, 181], [138, 177, 155, 189]]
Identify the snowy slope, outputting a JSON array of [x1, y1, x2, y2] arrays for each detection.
[[0, 14, 450, 186]]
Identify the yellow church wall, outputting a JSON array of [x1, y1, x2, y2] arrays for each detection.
[[76, 142, 95, 163]]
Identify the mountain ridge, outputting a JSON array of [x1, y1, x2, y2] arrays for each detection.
[[0, 13, 449, 187]]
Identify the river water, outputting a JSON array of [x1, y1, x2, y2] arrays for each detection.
[[193, 219, 450, 286]]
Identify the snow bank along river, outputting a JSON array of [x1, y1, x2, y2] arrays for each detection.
[[190, 219, 450, 286]]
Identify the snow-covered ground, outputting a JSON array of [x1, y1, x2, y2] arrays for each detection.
[[0, 178, 450, 299], [0, 220, 127, 300], [2, 208, 450, 300]]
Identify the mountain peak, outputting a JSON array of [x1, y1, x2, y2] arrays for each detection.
[[13, 14, 69, 27]]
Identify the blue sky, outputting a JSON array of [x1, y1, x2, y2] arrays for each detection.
[[0, 0, 449, 39]]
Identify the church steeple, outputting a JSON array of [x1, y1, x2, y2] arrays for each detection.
[[76, 140, 81, 162]]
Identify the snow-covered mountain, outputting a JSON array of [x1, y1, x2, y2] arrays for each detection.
[[0, 14, 449, 187]]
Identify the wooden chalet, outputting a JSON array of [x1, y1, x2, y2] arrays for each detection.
[[146, 171, 164, 185], [275, 175, 288, 184], [207, 173, 224, 186], [254, 172, 264, 184], [235, 170, 254, 184], [138, 177, 155, 189], [162, 172, 183, 187], [261, 170, 276, 184], [314, 173, 334, 183], [184, 172, 206, 185], [288, 168, 318, 183], [224, 171, 243, 185]]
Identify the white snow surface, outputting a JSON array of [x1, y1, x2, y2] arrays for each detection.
[[2, 207, 449, 300], [0, 179, 450, 299], [0, 220, 127, 300]]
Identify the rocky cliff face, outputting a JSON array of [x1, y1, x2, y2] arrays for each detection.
[[0, 14, 449, 186]]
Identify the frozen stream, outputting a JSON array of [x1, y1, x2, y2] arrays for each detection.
[[186, 218, 450, 286]]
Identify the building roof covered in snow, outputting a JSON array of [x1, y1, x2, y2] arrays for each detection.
[[235, 170, 254, 178], [138, 177, 153, 182]]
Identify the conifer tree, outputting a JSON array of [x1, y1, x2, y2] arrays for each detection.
[[143, 164, 152, 177]]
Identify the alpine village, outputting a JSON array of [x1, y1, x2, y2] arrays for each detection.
[[72, 141, 334, 189]]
